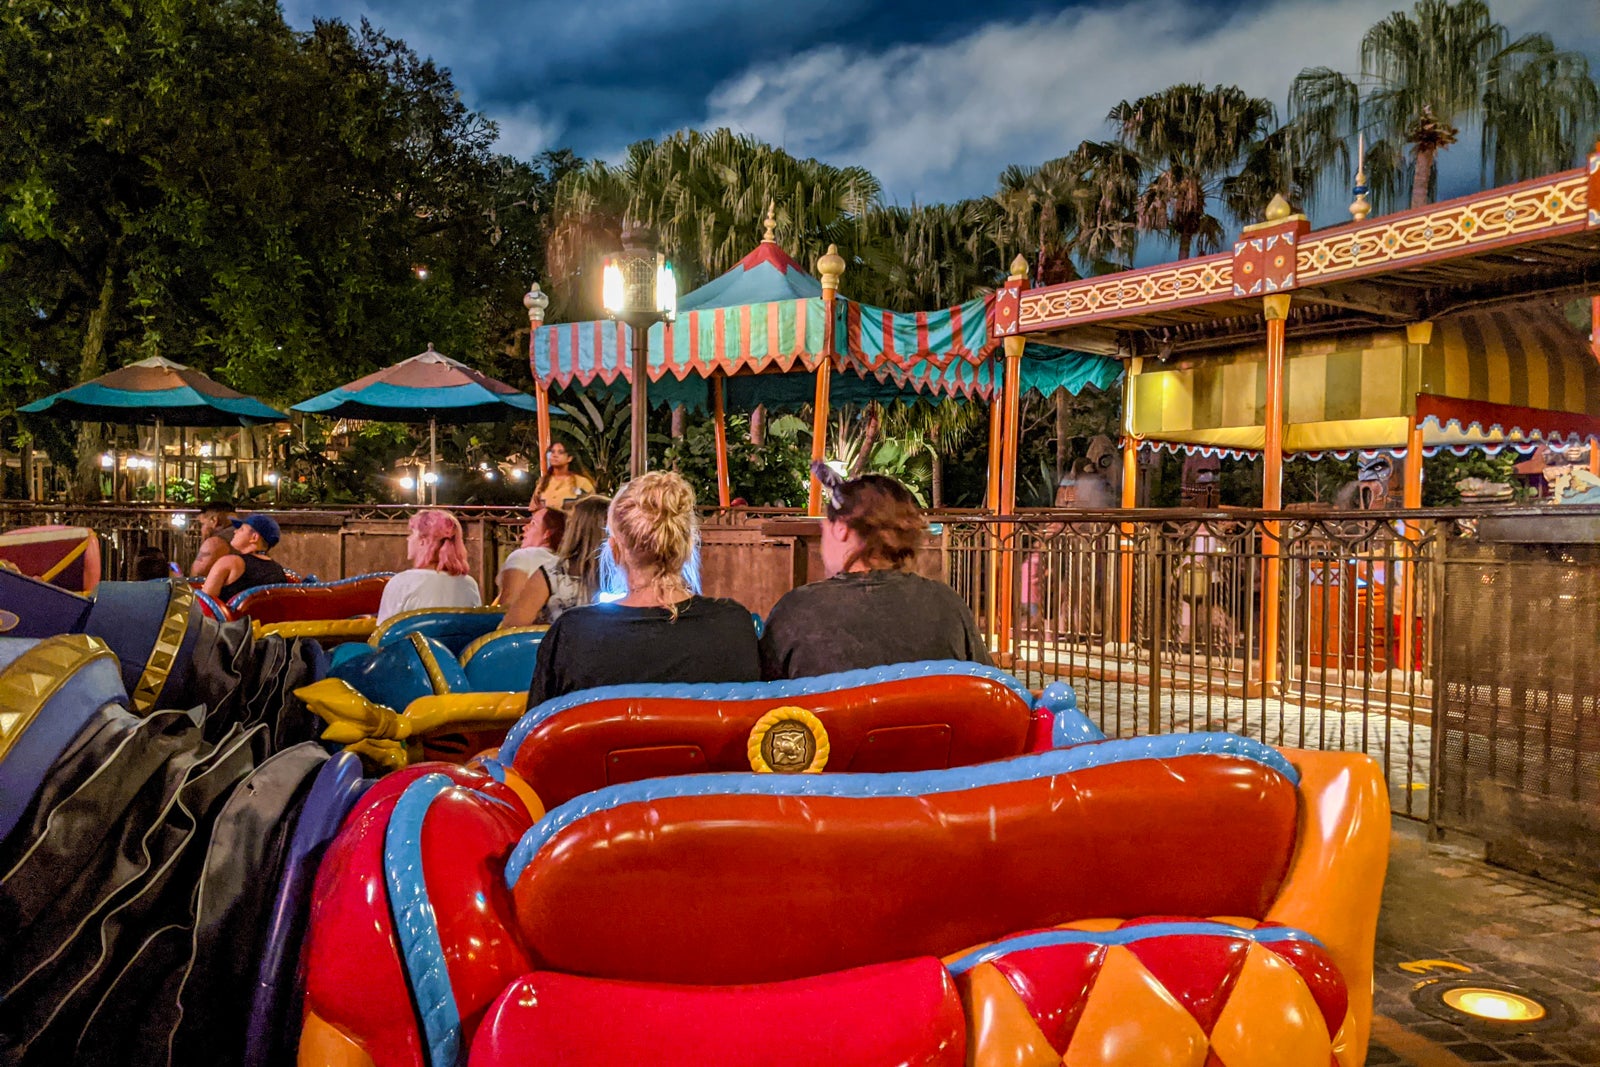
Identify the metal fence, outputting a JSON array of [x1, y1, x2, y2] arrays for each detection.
[[943, 509, 1448, 820]]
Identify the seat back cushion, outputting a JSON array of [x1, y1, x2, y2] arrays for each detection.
[[330, 634, 467, 712], [461, 629, 545, 694], [375, 608, 505, 657], [232, 575, 390, 624], [468, 960, 964, 1067], [506, 736, 1301, 986], [505, 663, 1036, 808]]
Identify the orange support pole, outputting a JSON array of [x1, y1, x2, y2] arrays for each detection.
[[712, 372, 731, 508], [1261, 294, 1290, 689], [1590, 436, 1600, 477], [527, 284, 553, 480], [535, 383, 552, 478], [809, 245, 845, 516], [1119, 433, 1138, 645], [995, 333, 1025, 664]]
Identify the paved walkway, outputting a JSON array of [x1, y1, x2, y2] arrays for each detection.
[[1370, 819, 1600, 1065]]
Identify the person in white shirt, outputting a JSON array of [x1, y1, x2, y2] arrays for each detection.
[[496, 507, 565, 606], [376, 509, 483, 623], [500, 495, 609, 627]]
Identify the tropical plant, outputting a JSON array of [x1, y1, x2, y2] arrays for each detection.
[[1288, 0, 1599, 210], [1108, 84, 1281, 258], [663, 412, 809, 507], [993, 141, 1142, 280], [882, 398, 987, 508], [850, 201, 1006, 309]]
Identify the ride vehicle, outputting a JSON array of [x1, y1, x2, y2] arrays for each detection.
[[0, 571, 1389, 1067], [293, 663, 1388, 1067]]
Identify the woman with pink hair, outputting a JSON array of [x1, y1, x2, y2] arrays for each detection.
[[376, 509, 483, 622]]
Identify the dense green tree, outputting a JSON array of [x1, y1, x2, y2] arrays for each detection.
[[1289, 0, 1598, 210], [1, 2, 551, 495]]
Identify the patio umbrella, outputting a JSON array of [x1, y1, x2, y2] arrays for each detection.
[[19, 356, 288, 501], [292, 345, 544, 504]]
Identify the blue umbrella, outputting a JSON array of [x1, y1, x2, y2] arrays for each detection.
[[293, 345, 549, 504], [19, 356, 287, 501]]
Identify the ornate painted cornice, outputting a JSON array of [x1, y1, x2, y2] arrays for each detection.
[[1017, 161, 1593, 335]]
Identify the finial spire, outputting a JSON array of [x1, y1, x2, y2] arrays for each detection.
[[1264, 194, 1292, 222], [1008, 255, 1030, 281], [762, 201, 777, 244], [1349, 132, 1371, 221], [817, 244, 845, 291]]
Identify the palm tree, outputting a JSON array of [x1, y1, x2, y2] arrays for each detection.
[[1289, 0, 1598, 211], [993, 141, 1141, 281], [851, 200, 1004, 310], [1108, 84, 1279, 258], [883, 398, 986, 508], [545, 129, 882, 317]]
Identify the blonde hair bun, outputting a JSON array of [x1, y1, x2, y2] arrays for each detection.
[[608, 471, 699, 584]]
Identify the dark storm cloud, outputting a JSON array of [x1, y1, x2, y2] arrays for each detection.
[[281, 0, 1600, 205]]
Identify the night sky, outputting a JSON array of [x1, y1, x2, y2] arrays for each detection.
[[279, 0, 1598, 209]]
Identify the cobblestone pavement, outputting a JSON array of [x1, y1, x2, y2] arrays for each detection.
[[1370, 820, 1600, 1065]]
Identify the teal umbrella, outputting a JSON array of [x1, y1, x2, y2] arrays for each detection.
[[20, 356, 287, 501], [293, 345, 550, 504]]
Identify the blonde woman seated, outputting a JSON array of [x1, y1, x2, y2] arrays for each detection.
[[376, 509, 482, 623], [527, 472, 758, 704], [500, 496, 607, 628]]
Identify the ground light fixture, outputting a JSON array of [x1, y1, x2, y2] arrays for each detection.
[[1441, 987, 1547, 1022]]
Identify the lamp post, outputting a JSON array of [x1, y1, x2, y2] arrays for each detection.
[[524, 282, 554, 477], [601, 222, 675, 479]]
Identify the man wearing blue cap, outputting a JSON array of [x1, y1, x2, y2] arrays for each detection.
[[202, 513, 287, 603]]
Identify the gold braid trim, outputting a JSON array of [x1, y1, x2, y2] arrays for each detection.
[[254, 617, 376, 642], [132, 579, 193, 715], [0, 635, 116, 765], [410, 633, 451, 695]]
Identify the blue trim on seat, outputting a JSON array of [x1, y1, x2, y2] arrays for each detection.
[[500, 660, 1036, 765], [226, 572, 394, 612], [384, 774, 463, 1067], [505, 732, 1298, 886], [945, 921, 1325, 975], [1039, 681, 1105, 746]]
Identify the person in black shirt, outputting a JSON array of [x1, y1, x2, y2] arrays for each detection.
[[760, 464, 991, 680], [203, 513, 288, 604], [528, 471, 758, 705]]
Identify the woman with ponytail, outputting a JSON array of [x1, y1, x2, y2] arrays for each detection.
[[376, 509, 483, 623], [759, 463, 990, 679], [527, 471, 758, 704]]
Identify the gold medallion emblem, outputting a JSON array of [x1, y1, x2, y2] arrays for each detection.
[[748, 706, 829, 774]]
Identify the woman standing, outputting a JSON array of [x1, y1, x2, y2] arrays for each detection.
[[376, 510, 482, 623], [759, 463, 990, 679], [530, 441, 595, 511], [527, 472, 757, 704]]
